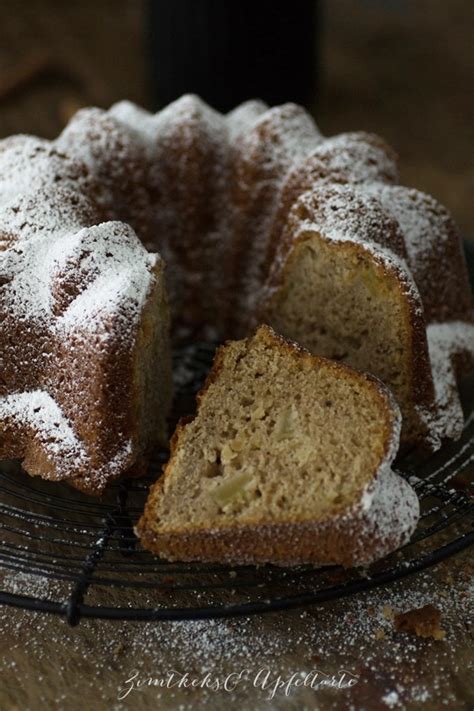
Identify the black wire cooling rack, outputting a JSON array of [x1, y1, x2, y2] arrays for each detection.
[[0, 343, 473, 626]]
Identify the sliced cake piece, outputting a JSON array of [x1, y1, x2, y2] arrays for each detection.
[[137, 325, 419, 567]]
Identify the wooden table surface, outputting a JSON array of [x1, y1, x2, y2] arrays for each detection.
[[0, 548, 472, 710]]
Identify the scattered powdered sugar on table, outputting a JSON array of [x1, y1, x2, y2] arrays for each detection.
[[1, 570, 64, 601], [382, 690, 400, 708], [0, 555, 472, 710]]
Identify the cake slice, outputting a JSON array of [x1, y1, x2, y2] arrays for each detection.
[[137, 325, 419, 567]]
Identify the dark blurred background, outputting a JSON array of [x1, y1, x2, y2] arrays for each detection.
[[0, 0, 472, 237]]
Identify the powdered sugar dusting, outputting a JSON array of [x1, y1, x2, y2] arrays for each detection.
[[0, 390, 85, 462], [2, 213, 158, 325], [111, 94, 227, 160], [367, 184, 451, 267], [240, 102, 322, 165], [53, 222, 158, 328], [226, 98, 268, 139], [306, 131, 399, 185], [0, 136, 92, 206], [348, 397, 419, 561], [426, 321, 474, 441]]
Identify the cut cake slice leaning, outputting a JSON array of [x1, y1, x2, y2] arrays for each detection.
[[137, 325, 419, 567]]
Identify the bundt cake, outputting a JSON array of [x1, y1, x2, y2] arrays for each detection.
[[137, 326, 419, 567], [0, 94, 473, 493]]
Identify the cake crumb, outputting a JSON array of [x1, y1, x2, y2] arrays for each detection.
[[393, 604, 446, 640], [112, 642, 127, 658]]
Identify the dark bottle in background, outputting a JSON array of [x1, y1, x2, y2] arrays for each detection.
[[147, 0, 319, 112]]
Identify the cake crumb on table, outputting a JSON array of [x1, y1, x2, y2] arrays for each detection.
[[393, 604, 446, 640]]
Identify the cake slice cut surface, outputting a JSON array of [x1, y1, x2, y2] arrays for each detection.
[[137, 325, 419, 567]]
